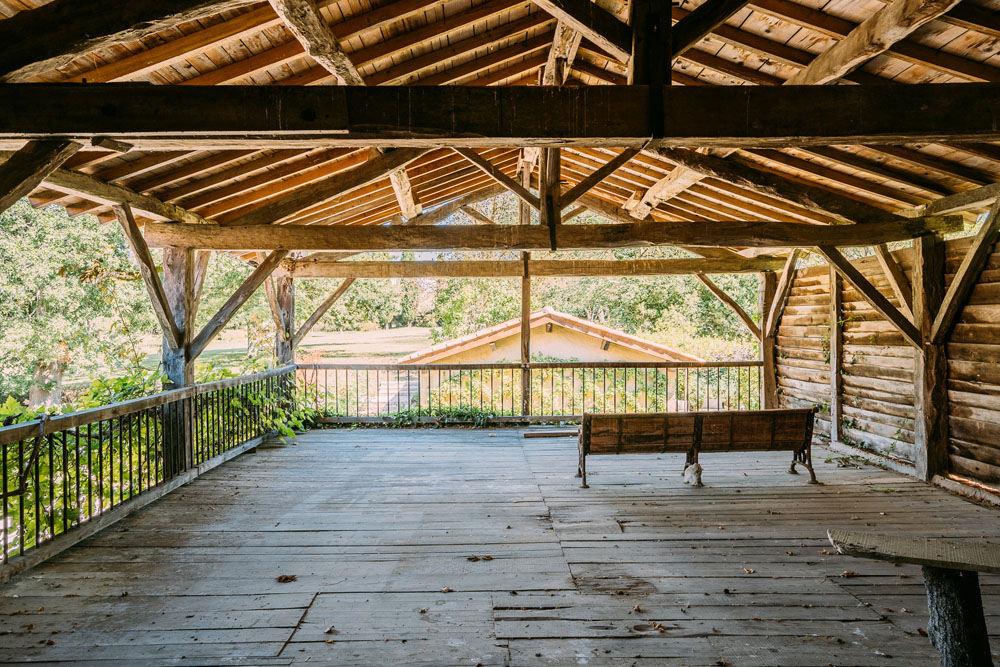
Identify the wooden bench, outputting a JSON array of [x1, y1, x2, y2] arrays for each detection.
[[577, 408, 817, 488], [829, 530, 999, 667]]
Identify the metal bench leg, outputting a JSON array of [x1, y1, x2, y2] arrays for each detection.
[[788, 451, 798, 475], [804, 447, 818, 484], [922, 566, 994, 667], [580, 454, 588, 489]]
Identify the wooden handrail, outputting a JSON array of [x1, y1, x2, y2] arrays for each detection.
[[0, 365, 295, 447]]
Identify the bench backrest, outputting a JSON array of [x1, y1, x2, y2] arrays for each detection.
[[581, 409, 815, 456]]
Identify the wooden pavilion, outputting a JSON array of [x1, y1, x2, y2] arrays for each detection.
[[3, 0, 1000, 663]]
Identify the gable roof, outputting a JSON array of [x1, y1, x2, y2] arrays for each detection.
[[400, 306, 703, 364]]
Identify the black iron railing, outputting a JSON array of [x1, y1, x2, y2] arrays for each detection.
[[296, 361, 763, 422], [0, 366, 294, 564]]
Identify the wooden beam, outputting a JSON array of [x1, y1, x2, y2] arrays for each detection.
[[453, 148, 540, 210], [388, 167, 422, 219], [829, 264, 842, 443], [114, 204, 182, 350], [531, 0, 631, 63], [541, 21, 582, 85], [143, 216, 963, 251], [817, 245, 921, 349], [874, 243, 914, 321], [223, 148, 428, 226], [189, 250, 290, 360], [29, 163, 214, 224], [287, 257, 787, 278], [913, 233, 948, 480], [0, 0, 258, 82], [268, 0, 364, 85], [764, 249, 800, 339], [624, 165, 706, 220], [560, 149, 640, 208], [0, 140, 81, 213], [908, 183, 1000, 217], [459, 205, 494, 225], [4, 84, 999, 149], [671, 0, 750, 58], [930, 199, 1000, 344], [292, 278, 354, 348], [786, 0, 964, 86], [696, 273, 761, 339]]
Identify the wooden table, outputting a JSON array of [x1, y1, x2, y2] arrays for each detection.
[[829, 529, 998, 667]]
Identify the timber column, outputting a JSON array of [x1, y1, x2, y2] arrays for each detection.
[[914, 234, 948, 480], [161, 248, 195, 474], [759, 271, 778, 409], [274, 275, 295, 365]]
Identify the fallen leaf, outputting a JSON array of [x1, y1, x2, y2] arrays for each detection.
[[276, 574, 297, 583], [482, 555, 493, 561], [743, 568, 756, 574], [918, 628, 928, 637], [419, 608, 428, 614], [467, 556, 480, 562], [441, 586, 452, 593], [324, 625, 337, 635], [841, 571, 858, 578]]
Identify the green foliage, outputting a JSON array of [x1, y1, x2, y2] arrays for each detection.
[[0, 201, 154, 402]]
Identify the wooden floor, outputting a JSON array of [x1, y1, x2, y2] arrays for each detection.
[[2, 429, 1000, 666]]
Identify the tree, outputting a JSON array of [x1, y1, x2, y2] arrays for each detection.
[[0, 201, 154, 405]]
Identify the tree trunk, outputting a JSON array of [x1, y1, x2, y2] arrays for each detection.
[[922, 566, 994, 667], [29, 360, 64, 408]]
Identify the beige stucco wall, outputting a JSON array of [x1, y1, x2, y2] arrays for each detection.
[[429, 323, 668, 364]]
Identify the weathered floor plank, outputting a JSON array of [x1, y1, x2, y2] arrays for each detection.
[[1, 428, 999, 665]]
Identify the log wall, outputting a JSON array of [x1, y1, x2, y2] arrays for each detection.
[[775, 237, 1000, 485]]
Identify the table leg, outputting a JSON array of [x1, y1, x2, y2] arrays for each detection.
[[922, 565, 994, 667]]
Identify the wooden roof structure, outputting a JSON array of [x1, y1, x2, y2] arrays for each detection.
[[0, 0, 998, 255]]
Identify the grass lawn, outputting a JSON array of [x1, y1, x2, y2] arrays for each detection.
[[140, 327, 435, 373]]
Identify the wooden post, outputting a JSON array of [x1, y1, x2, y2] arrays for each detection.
[[628, 0, 670, 87], [759, 271, 778, 408], [829, 264, 842, 443], [913, 234, 949, 480], [161, 247, 195, 476], [274, 274, 295, 365], [759, 271, 778, 409], [922, 566, 994, 667], [521, 252, 531, 416]]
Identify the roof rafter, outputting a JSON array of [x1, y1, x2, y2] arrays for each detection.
[[531, 0, 630, 63], [0, 0, 260, 82]]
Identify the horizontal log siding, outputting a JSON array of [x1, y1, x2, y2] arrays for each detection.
[[776, 236, 1000, 481], [946, 236, 1000, 483], [779, 253, 917, 461]]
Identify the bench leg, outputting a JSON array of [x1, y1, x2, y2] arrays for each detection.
[[788, 452, 799, 475], [922, 566, 994, 667], [580, 455, 588, 489], [803, 447, 818, 484]]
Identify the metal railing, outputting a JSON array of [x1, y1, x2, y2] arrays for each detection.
[[0, 366, 294, 564], [297, 361, 763, 422]]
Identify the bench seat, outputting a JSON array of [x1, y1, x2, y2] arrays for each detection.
[[577, 408, 816, 487]]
